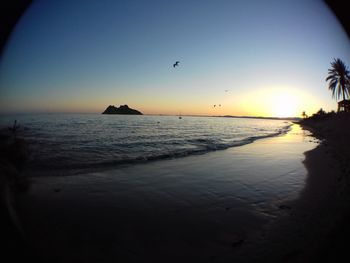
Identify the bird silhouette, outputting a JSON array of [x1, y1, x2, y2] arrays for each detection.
[[173, 61, 180, 68], [213, 105, 216, 107], [225, 90, 229, 92]]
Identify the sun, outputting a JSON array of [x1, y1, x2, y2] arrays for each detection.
[[239, 87, 320, 118], [258, 87, 306, 118], [271, 93, 299, 118]]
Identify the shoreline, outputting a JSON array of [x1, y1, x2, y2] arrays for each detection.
[[247, 115, 350, 262], [15, 124, 317, 262], [250, 137, 343, 262], [3, 119, 349, 262], [20, 120, 293, 178], [294, 115, 350, 261]]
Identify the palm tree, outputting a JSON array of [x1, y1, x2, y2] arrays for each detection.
[[326, 58, 350, 101], [301, 111, 308, 118]]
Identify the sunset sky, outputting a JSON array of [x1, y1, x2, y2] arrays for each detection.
[[0, 0, 349, 117]]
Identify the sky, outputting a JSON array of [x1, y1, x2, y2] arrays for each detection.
[[0, 0, 349, 117]]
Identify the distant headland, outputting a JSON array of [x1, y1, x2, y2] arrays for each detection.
[[102, 105, 143, 115]]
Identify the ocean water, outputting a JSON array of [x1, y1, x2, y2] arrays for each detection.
[[7, 114, 318, 262], [1, 114, 291, 176]]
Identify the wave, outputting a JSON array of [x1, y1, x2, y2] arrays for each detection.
[[26, 123, 292, 176]]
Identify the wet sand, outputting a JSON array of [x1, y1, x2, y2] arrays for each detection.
[[15, 124, 334, 262]]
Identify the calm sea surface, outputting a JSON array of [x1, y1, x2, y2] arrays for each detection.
[[1, 114, 290, 176]]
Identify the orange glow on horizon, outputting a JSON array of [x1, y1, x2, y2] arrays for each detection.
[[1, 86, 332, 117], [235, 87, 327, 118]]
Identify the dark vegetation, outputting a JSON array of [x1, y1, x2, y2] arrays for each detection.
[[300, 57, 350, 172], [301, 57, 350, 119]]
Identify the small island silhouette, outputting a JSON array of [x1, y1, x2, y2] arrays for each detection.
[[102, 105, 143, 115]]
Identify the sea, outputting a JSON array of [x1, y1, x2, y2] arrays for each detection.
[[0, 114, 291, 176], [3, 113, 319, 261]]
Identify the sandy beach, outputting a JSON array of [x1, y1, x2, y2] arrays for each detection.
[[8, 124, 320, 262], [250, 113, 350, 262], [2, 120, 349, 262]]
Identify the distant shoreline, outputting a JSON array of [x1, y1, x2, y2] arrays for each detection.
[[154, 114, 300, 121], [0, 112, 301, 121]]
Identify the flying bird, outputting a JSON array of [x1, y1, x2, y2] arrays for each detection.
[[225, 90, 229, 92], [173, 61, 180, 68], [213, 105, 216, 107]]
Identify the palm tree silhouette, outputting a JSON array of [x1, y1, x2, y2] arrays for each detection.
[[326, 58, 350, 101], [301, 111, 308, 118]]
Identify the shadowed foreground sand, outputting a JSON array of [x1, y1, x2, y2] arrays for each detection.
[[8, 122, 350, 262]]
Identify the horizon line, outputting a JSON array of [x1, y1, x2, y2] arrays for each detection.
[[0, 111, 301, 120]]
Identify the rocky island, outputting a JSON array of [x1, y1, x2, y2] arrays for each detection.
[[102, 105, 143, 115]]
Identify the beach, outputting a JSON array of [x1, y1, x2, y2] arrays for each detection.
[[251, 114, 350, 262], [1, 0, 349, 261], [294, 114, 350, 262], [2, 120, 349, 262], [8, 123, 322, 262]]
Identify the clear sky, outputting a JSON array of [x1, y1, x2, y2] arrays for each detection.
[[0, 0, 349, 117]]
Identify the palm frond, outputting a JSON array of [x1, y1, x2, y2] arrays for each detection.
[[326, 58, 350, 100]]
